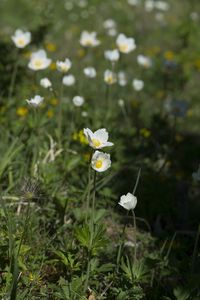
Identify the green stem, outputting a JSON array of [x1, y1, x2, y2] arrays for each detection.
[[84, 171, 97, 292], [132, 209, 137, 263], [116, 210, 129, 271], [9, 59, 19, 100], [58, 80, 64, 147]]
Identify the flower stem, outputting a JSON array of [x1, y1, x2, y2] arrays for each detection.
[[131, 209, 137, 263], [9, 59, 19, 100]]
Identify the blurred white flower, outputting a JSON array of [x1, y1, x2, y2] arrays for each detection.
[[190, 12, 199, 21], [40, 78, 52, 89], [127, 0, 140, 6], [116, 33, 136, 53], [104, 69, 117, 85], [137, 55, 152, 68], [80, 31, 100, 47], [91, 151, 111, 172], [104, 49, 120, 62], [103, 19, 116, 29], [84, 128, 114, 149], [155, 12, 165, 23], [107, 28, 117, 36], [28, 50, 51, 71], [154, 1, 169, 11], [26, 95, 44, 107], [11, 29, 31, 48], [63, 74, 76, 86], [145, 0, 155, 12], [83, 67, 97, 78], [81, 111, 88, 117], [118, 71, 127, 86], [118, 99, 125, 107], [132, 79, 144, 91], [56, 58, 72, 73], [119, 193, 137, 210], [72, 96, 84, 106]]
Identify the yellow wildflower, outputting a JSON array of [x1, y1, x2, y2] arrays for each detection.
[[140, 128, 151, 138], [50, 62, 56, 70], [50, 98, 59, 106], [164, 51, 174, 61], [77, 49, 85, 58], [45, 42, 57, 52], [47, 110, 54, 118], [16, 107, 28, 117]]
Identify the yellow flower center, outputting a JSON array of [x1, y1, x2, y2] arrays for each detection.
[[85, 39, 93, 46], [119, 44, 128, 52], [106, 75, 115, 84], [95, 160, 103, 169], [34, 59, 43, 68], [17, 38, 25, 46], [92, 138, 101, 148]]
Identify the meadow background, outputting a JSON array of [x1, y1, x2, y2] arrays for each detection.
[[0, 0, 200, 299]]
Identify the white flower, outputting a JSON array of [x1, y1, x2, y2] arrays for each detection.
[[104, 49, 120, 62], [72, 96, 84, 106], [107, 28, 117, 37], [118, 99, 125, 107], [28, 50, 51, 71], [145, 0, 155, 12], [11, 29, 31, 48], [63, 74, 76, 86], [137, 55, 152, 68], [132, 79, 144, 91], [104, 70, 117, 85], [118, 71, 127, 86], [81, 111, 88, 117], [116, 33, 136, 53], [56, 58, 72, 73], [80, 31, 100, 47], [91, 151, 111, 172], [119, 193, 137, 210], [83, 128, 114, 149], [103, 19, 116, 29], [40, 78, 52, 89], [26, 95, 44, 107], [154, 1, 169, 11], [128, 0, 140, 6], [83, 67, 97, 78]]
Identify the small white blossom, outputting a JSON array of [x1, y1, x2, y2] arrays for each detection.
[[132, 79, 144, 91], [145, 0, 155, 12], [103, 19, 116, 29], [56, 58, 72, 73], [107, 28, 117, 36], [154, 1, 169, 11], [72, 96, 84, 106], [80, 31, 100, 47], [119, 193, 137, 210], [118, 71, 127, 86], [11, 29, 31, 48], [137, 55, 152, 68], [104, 70, 117, 85], [116, 33, 136, 54], [118, 99, 125, 107], [83, 67, 97, 78], [128, 0, 140, 6], [26, 95, 44, 107], [91, 151, 111, 172], [84, 128, 114, 149], [63, 74, 76, 86], [81, 111, 88, 117], [40, 78, 52, 89], [28, 50, 51, 71], [104, 49, 120, 62]]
